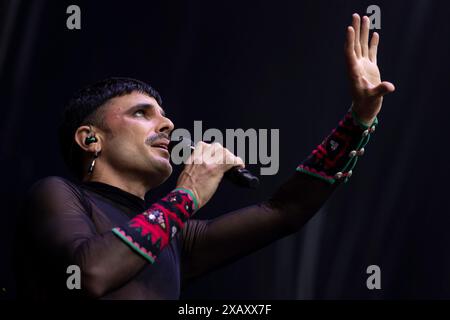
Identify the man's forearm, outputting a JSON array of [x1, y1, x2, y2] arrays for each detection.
[[295, 107, 378, 184], [112, 187, 198, 263], [67, 188, 198, 298], [181, 109, 378, 282]]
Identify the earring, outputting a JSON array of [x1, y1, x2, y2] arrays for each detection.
[[88, 150, 99, 175]]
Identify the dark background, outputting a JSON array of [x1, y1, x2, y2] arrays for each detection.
[[1, 0, 449, 299]]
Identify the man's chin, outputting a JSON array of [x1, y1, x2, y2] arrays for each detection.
[[151, 161, 173, 183], [159, 158, 173, 174]]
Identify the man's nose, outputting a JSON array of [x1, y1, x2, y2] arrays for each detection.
[[157, 116, 175, 135]]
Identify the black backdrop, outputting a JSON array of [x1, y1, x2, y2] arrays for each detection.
[[1, 0, 450, 299]]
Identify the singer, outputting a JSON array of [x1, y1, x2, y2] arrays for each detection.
[[15, 14, 395, 299]]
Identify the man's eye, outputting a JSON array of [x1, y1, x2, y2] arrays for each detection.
[[134, 110, 145, 117]]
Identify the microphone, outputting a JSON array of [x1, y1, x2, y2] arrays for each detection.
[[169, 138, 260, 189]]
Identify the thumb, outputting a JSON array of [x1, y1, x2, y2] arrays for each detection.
[[370, 81, 396, 97]]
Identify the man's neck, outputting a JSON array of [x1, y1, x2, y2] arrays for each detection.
[[83, 171, 150, 200]]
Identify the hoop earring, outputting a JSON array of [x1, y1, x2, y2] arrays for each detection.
[[88, 150, 99, 175]]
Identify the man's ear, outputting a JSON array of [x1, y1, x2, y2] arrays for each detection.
[[74, 125, 103, 152]]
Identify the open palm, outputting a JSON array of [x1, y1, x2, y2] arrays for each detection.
[[345, 14, 395, 125]]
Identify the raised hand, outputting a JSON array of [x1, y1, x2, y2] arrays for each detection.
[[345, 13, 395, 125]]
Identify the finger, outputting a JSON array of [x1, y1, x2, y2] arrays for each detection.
[[212, 144, 227, 165], [225, 156, 245, 169], [210, 142, 231, 166], [352, 13, 362, 58], [210, 142, 223, 158], [193, 141, 208, 164], [345, 26, 358, 66], [234, 156, 245, 168], [212, 151, 226, 165], [369, 81, 396, 97], [369, 32, 379, 63], [360, 16, 370, 57], [225, 149, 243, 167], [220, 147, 231, 166], [195, 141, 207, 151], [211, 142, 222, 152], [185, 141, 201, 164], [203, 142, 220, 164], [345, 26, 355, 56]]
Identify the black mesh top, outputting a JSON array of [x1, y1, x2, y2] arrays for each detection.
[[14, 171, 337, 300]]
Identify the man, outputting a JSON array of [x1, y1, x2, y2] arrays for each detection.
[[15, 14, 394, 299]]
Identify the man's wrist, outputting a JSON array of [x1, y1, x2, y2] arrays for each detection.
[[350, 104, 378, 129], [112, 188, 197, 263], [297, 108, 378, 184], [173, 187, 199, 211]]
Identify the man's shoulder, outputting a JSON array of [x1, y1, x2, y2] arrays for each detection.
[[31, 175, 76, 190], [28, 176, 83, 201], [19, 176, 88, 220]]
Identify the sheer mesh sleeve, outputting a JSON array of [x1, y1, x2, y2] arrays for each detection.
[[180, 110, 375, 284], [17, 176, 194, 298], [180, 173, 338, 284]]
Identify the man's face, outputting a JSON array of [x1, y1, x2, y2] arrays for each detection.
[[98, 92, 174, 187]]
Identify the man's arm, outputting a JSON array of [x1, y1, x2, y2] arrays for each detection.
[[180, 109, 375, 282], [180, 14, 395, 283], [180, 173, 337, 282], [28, 177, 197, 298]]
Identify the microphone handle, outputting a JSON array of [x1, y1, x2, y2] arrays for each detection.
[[224, 167, 260, 189]]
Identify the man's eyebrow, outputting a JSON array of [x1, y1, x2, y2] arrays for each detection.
[[129, 103, 166, 117]]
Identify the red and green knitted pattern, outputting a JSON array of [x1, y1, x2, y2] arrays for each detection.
[[297, 109, 378, 184], [112, 188, 198, 263]]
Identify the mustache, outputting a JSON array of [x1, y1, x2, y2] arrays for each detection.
[[145, 132, 170, 145]]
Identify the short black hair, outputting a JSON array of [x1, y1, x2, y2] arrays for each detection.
[[58, 77, 162, 179]]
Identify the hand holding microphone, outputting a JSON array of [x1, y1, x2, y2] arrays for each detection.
[[172, 139, 259, 209]]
